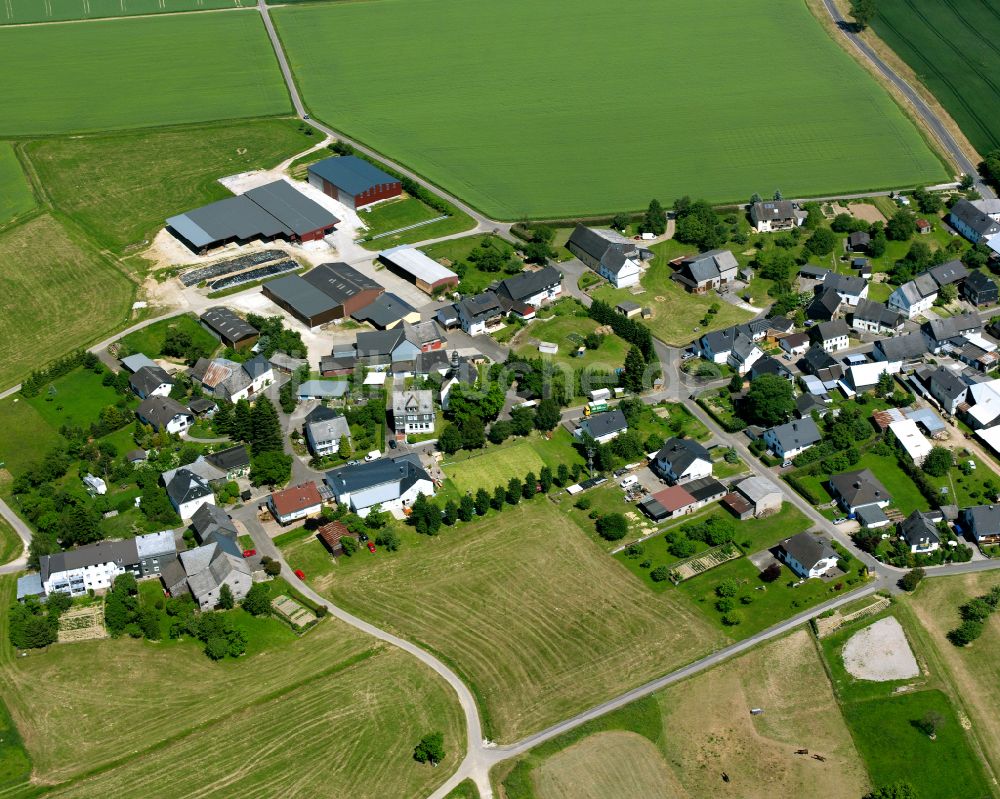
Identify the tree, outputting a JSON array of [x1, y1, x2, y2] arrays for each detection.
[[596, 513, 628, 541], [642, 198, 666, 236], [743, 373, 795, 426], [887, 210, 916, 241], [534, 398, 561, 431], [900, 567, 925, 592], [760, 562, 782, 583], [375, 529, 400, 552], [948, 618, 984, 646], [805, 226, 837, 256], [205, 637, 229, 660], [937, 282, 957, 305], [850, 0, 878, 30], [557, 463, 570, 486], [863, 783, 917, 799], [728, 373, 744, 394], [218, 583, 235, 610], [439, 423, 463, 455], [250, 450, 292, 487], [506, 477, 522, 505], [492, 484, 506, 510], [459, 494, 475, 522], [488, 420, 512, 445], [338, 435, 352, 460], [510, 407, 536, 437], [538, 466, 553, 493], [232, 399, 253, 443], [716, 578, 739, 598], [460, 416, 486, 450], [365, 503, 388, 530], [250, 398, 283, 453], [611, 213, 629, 232], [622, 346, 646, 394], [922, 446, 952, 477], [442, 500, 458, 526], [650, 566, 670, 582], [242, 582, 272, 616], [413, 732, 445, 765], [915, 710, 945, 738], [474, 488, 490, 516]]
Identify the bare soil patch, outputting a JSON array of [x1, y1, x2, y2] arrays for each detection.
[[847, 203, 886, 224], [842, 617, 919, 681]]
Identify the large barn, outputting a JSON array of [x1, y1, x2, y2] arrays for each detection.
[[378, 245, 458, 294], [262, 262, 385, 328], [307, 155, 402, 210], [199, 307, 259, 351], [166, 180, 338, 253]]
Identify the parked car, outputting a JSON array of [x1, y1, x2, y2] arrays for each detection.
[[367, 541, 376, 553], [358, 532, 369, 543], [833, 517, 848, 524], [613, 467, 629, 477], [347, 460, 360, 466], [781, 461, 793, 468], [242, 549, 256, 558], [681, 350, 696, 361], [388, 439, 397, 449], [365, 450, 381, 462], [294, 569, 306, 580]]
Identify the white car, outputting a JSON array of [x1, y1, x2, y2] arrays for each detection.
[[365, 450, 381, 462], [620, 476, 639, 489]]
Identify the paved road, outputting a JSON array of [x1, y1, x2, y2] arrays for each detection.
[[0, 498, 30, 575], [819, 0, 995, 200]]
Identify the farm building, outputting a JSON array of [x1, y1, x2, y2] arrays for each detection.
[[639, 485, 698, 521], [307, 155, 402, 210], [262, 262, 383, 327], [324, 453, 435, 518], [199, 307, 259, 350], [317, 520, 359, 557], [566, 224, 647, 288], [166, 180, 338, 253], [351, 292, 420, 329], [378, 245, 459, 293]]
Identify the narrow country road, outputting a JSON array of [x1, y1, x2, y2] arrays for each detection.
[[819, 0, 995, 200]]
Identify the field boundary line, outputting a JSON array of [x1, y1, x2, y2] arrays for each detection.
[[366, 214, 448, 241], [0, 3, 246, 29]]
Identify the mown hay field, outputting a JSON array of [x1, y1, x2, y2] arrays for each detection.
[[0, 12, 290, 136], [872, 0, 1000, 154], [317, 501, 725, 743], [273, 0, 946, 219], [0, 214, 134, 390], [0, 0, 244, 24], [0, 143, 34, 227]]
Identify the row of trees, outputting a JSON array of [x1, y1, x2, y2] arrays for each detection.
[[8, 592, 71, 649], [212, 396, 291, 487], [948, 585, 1000, 646], [20, 350, 98, 398]]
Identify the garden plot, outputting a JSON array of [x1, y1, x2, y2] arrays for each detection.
[[57, 605, 107, 643], [842, 617, 919, 682], [670, 542, 742, 583]]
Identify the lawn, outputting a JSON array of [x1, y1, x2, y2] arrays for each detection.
[[358, 195, 442, 239], [23, 366, 130, 431], [792, 451, 929, 516], [421, 233, 519, 294], [0, 12, 290, 136], [496, 630, 868, 799], [0, 396, 62, 480], [591, 241, 754, 345], [314, 501, 724, 742], [118, 313, 220, 360], [512, 314, 628, 371], [872, 0, 1000, 154], [0, 214, 134, 391], [0, 578, 464, 797], [273, 0, 944, 219], [0, 0, 244, 24], [0, 518, 22, 568], [0, 142, 34, 227], [26, 119, 316, 252]]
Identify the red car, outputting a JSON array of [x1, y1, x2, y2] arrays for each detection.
[[242, 549, 256, 558], [367, 541, 376, 553], [294, 569, 306, 580]]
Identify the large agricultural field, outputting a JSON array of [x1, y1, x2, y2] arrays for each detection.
[[273, 0, 946, 219], [0, 12, 290, 136], [310, 501, 725, 742], [0, 0, 246, 25], [0, 143, 34, 228], [872, 0, 1000, 154], [0, 578, 464, 797], [0, 215, 134, 389], [496, 631, 869, 799]]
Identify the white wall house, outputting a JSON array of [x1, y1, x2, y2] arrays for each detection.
[[599, 252, 642, 288], [324, 455, 435, 518], [654, 438, 713, 484], [40, 540, 140, 597], [888, 281, 935, 320]]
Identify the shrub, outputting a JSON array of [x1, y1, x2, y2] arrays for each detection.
[[715, 578, 739, 598], [721, 612, 742, 626], [760, 563, 782, 583], [900, 567, 925, 592], [596, 513, 628, 541], [716, 597, 735, 613], [650, 566, 670, 582]]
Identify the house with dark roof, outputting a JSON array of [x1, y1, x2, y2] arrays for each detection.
[[350, 292, 419, 330], [307, 155, 402, 210], [683, 476, 728, 505], [824, 272, 868, 306], [304, 405, 351, 457], [566, 224, 645, 288], [654, 438, 712, 484], [779, 332, 810, 357], [136, 396, 193, 435], [729, 334, 764, 375], [455, 291, 504, 335], [846, 230, 871, 253], [495, 265, 563, 311], [40, 539, 140, 597], [925, 366, 968, 414], [574, 409, 628, 444], [807, 286, 842, 322], [921, 313, 982, 354], [960, 504, 1000, 544], [950, 199, 1000, 244], [873, 333, 928, 363], [811, 320, 851, 352], [851, 299, 904, 335], [750, 356, 792, 383], [268, 482, 323, 526], [199, 307, 259, 350], [165, 468, 216, 520], [673, 250, 739, 293], [964, 270, 999, 307], [762, 417, 821, 460], [750, 200, 806, 232], [204, 445, 251, 480], [392, 389, 436, 436], [796, 393, 830, 418], [899, 510, 941, 554], [324, 454, 435, 517], [829, 468, 892, 514], [129, 365, 174, 400], [928, 260, 970, 288], [191, 503, 239, 546], [800, 345, 844, 382], [778, 532, 838, 578], [173, 536, 252, 610], [354, 327, 423, 371]]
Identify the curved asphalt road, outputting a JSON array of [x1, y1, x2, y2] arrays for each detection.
[[820, 0, 995, 200]]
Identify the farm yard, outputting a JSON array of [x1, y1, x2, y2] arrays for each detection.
[[272, 0, 945, 219], [0, 0, 245, 24], [872, 0, 1000, 154], [0, 12, 290, 136], [314, 501, 725, 742], [498, 631, 869, 799], [0, 142, 34, 227]]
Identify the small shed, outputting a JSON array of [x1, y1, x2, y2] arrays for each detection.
[[538, 341, 559, 355], [317, 520, 359, 557], [616, 301, 642, 318]]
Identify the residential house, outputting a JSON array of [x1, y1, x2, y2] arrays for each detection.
[[165, 468, 216, 520], [575, 409, 628, 444], [779, 332, 810, 357], [324, 454, 435, 517], [778, 532, 839, 578], [638, 485, 698, 521], [796, 393, 830, 418], [925, 366, 968, 414], [304, 406, 351, 458], [750, 200, 806, 232], [851, 299, 904, 335], [856, 503, 892, 530], [355, 327, 423, 371], [958, 344, 1000, 373], [673, 250, 739, 293], [922, 313, 982, 354], [696, 319, 771, 363], [888, 274, 939, 319], [40, 539, 140, 597], [899, 510, 941, 554], [134, 530, 177, 577], [964, 270, 999, 307], [824, 272, 868, 306], [494, 265, 563, 313], [749, 356, 792, 382], [729, 334, 764, 376], [807, 286, 842, 322], [928, 260, 970, 288], [829, 468, 893, 515], [268, 482, 323, 525], [842, 361, 902, 395], [136, 396, 193, 435], [888, 419, 932, 466], [654, 438, 712, 484], [762, 417, 821, 461], [733, 475, 783, 517], [811, 320, 851, 353], [205, 445, 251, 480], [392, 390, 436, 435], [963, 379, 1000, 429], [846, 231, 871, 253], [129, 365, 174, 400], [960, 505, 1000, 544], [566, 224, 646, 288], [171, 536, 252, 610], [455, 292, 505, 335], [873, 333, 928, 364], [950, 199, 1000, 244], [801, 345, 844, 382], [190, 354, 273, 403], [190, 503, 239, 546]]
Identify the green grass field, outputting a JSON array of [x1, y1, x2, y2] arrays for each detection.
[[26, 119, 315, 252], [872, 0, 1000, 154], [512, 315, 628, 371], [0, 12, 290, 136], [311, 501, 724, 742], [0, 518, 22, 568], [0, 143, 34, 227], [792, 451, 930, 516], [0, 214, 134, 391], [119, 313, 220, 360], [273, 0, 945, 219], [23, 366, 128, 431], [359, 196, 441, 238], [421, 234, 518, 294], [0, 0, 246, 24]]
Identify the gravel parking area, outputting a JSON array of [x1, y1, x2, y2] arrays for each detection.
[[843, 617, 919, 682]]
